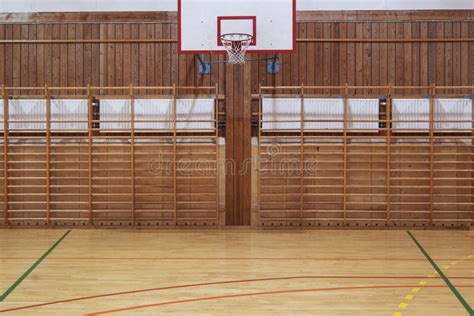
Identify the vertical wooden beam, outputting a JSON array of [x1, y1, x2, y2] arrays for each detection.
[[172, 84, 177, 225], [343, 83, 348, 225], [429, 84, 435, 226], [2, 85, 9, 225], [225, 64, 234, 225], [300, 84, 304, 220], [87, 84, 93, 224], [471, 85, 474, 228], [225, 62, 251, 225], [45, 85, 51, 224], [257, 84, 262, 225], [215, 83, 219, 224], [386, 83, 392, 225], [129, 84, 135, 224]]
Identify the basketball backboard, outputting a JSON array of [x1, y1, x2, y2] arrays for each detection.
[[178, 0, 296, 54]]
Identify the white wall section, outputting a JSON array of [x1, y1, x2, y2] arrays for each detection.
[[0, 0, 471, 12]]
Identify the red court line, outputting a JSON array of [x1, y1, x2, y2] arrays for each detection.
[[2, 275, 473, 313], [1, 256, 473, 261], [85, 285, 474, 315]]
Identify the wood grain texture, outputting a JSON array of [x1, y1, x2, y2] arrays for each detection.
[[0, 230, 473, 314]]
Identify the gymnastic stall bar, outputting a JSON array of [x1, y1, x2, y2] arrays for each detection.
[[0, 85, 220, 226], [257, 84, 474, 228]]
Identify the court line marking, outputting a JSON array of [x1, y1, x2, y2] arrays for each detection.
[[0, 230, 71, 302], [1, 256, 473, 261], [2, 275, 472, 313], [84, 285, 474, 315], [407, 230, 473, 315]]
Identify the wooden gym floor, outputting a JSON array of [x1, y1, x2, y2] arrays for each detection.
[[0, 230, 473, 315]]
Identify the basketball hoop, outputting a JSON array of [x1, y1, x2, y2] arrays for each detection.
[[220, 33, 253, 64]]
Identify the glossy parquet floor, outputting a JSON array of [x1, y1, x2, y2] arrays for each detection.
[[0, 229, 473, 315]]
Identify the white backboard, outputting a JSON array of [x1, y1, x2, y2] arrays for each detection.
[[178, 0, 296, 53]]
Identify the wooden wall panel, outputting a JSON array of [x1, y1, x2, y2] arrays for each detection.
[[0, 19, 471, 93], [0, 11, 472, 228]]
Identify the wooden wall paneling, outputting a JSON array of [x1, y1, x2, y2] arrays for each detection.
[[429, 86, 434, 225], [4, 25, 13, 87], [0, 25, 4, 85], [323, 23, 332, 91], [83, 24, 92, 87], [332, 23, 340, 86], [51, 24, 60, 88], [395, 23, 404, 88], [298, 23, 307, 88], [386, 85, 392, 223], [162, 24, 171, 87], [338, 22, 347, 86], [225, 63, 251, 225], [131, 24, 139, 87], [452, 22, 461, 94], [436, 22, 445, 93], [234, 64, 242, 224], [155, 24, 163, 90], [218, 51, 225, 96], [178, 38, 187, 88], [355, 24, 363, 90], [2, 86, 9, 224], [343, 88, 348, 224], [44, 24, 52, 87], [122, 24, 131, 89], [10, 25, 19, 87], [170, 23, 178, 87], [138, 24, 147, 93], [411, 22, 420, 90], [87, 86, 93, 223], [379, 23, 388, 93], [363, 22, 371, 94], [146, 24, 154, 94], [67, 24, 76, 92], [76, 24, 84, 90], [444, 22, 453, 95], [307, 22, 316, 88], [2, 10, 473, 24], [20, 25, 29, 94], [129, 86, 135, 223], [0, 32, 4, 221], [172, 85, 177, 224], [107, 24, 115, 94], [420, 22, 429, 94], [300, 86, 305, 221], [404, 23, 412, 95], [282, 43, 291, 90], [346, 22, 355, 89], [371, 23, 380, 94], [115, 24, 123, 93], [257, 52, 266, 92], [243, 63, 252, 225], [225, 63, 234, 225], [45, 87, 51, 223], [35, 25, 44, 88], [427, 22, 436, 89], [387, 23, 396, 89]]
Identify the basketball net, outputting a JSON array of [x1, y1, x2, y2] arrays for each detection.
[[220, 33, 253, 64]]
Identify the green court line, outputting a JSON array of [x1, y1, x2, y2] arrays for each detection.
[[407, 231, 473, 315], [0, 230, 71, 302]]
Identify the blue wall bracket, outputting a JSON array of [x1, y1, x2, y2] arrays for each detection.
[[267, 55, 280, 74], [197, 54, 211, 74]]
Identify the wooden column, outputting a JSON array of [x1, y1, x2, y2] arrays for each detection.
[[2, 85, 9, 225], [225, 63, 252, 225]]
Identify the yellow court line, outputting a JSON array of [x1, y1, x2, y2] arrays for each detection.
[[392, 251, 474, 315]]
